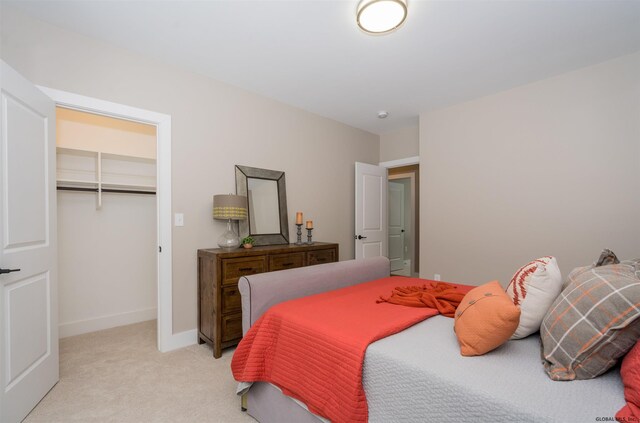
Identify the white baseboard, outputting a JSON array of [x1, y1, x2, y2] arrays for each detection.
[[162, 329, 198, 352], [59, 307, 157, 338]]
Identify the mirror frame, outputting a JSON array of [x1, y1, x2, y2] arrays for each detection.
[[235, 165, 289, 246]]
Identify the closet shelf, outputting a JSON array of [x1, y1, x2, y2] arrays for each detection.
[[57, 186, 156, 195], [101, 151, 155, 163], [57, 178, 99, 187], [57, 147, 153, 162], [102, 181, 156, 190], [56, 147, 98, 157], [56, 146, 157, 207]]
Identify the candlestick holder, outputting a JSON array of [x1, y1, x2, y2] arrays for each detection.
[[306, 228, 313, 245], [295, 223, 303, 245]]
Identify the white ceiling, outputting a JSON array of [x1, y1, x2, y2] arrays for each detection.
[[7, 0, 640, 134]]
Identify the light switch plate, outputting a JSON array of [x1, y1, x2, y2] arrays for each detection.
[[174, 213, 184, 227]]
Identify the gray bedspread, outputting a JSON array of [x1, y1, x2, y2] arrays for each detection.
[[363, 315, 624, 423]]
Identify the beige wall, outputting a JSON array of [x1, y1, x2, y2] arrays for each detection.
[[420, 52, 640, 286], [1, 7, 379, 333], [380, 124, 419, 162]]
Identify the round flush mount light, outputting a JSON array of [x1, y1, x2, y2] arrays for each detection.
[[357, 0, 408, 35], [378, 111, 389, 119]]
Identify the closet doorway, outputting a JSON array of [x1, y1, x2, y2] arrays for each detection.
[[56, 107, 158, 340], [388, 165, 419, 277], [40, 86, 176, 352]]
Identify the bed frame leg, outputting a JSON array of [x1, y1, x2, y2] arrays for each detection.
[[241, 393, 248, 412]]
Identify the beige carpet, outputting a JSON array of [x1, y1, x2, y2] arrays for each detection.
[[25, 320, 255, 422]]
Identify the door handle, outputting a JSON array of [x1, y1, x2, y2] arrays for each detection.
[[0, 268, 20, 274], [355, 235, 367, 240]]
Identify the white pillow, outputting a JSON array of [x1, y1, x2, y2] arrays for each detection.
[[505, 256, 562, 339]]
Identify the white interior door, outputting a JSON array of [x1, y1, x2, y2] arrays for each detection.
[[355, 162, 387, 259], [388, 181, 405, 272], [0, 61, 58, 423]]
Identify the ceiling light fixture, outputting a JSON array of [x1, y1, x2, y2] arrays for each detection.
[[378, 111, 389, 119], [357, 0, 408, 35]]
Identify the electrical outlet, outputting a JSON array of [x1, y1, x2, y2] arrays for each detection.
[[174, 213, 184, 227], [434, 274, 441, 281]]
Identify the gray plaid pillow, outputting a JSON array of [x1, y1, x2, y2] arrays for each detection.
[[540, 261, 640, 380], [561, 249, 621, 290]]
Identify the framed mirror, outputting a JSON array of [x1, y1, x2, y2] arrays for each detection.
[[235, 165, 289, 246]]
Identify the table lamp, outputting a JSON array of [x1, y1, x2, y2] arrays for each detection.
[[213, 194, 247, 249]]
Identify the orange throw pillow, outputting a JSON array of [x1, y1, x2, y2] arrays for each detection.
[[454, 281, 520, 356]]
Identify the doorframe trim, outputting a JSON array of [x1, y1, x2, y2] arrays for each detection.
[[37, 86, 180, 352], [379, 155, 419, 168]]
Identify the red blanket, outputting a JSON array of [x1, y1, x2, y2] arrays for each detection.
[[376, 282, 469, 317], [231, 276, 471, 422]]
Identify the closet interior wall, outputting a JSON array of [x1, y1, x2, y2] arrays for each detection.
[[56, 107, 158, 338]]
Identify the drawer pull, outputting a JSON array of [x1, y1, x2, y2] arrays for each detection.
[[317, 258, 327, 262], [239, 267, 253, 272], [282, 262, 294, 266]]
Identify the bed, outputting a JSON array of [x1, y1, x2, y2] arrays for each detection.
[[236, 257, 624, 422]]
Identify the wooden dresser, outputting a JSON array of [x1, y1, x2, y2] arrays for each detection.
[[197, 242, 339, 358]]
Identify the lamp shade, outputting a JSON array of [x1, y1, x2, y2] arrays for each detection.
[[213, 194, 247, 220]]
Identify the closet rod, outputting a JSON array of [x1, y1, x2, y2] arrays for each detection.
[[57, 186, 156, 195]]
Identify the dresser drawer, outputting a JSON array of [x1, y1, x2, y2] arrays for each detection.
[[222, 286, 241, 314], [221, 313, 243, 342], [270, 252, 304, 271], [222, 257, 266, 286], [307, 248, 336, 265]]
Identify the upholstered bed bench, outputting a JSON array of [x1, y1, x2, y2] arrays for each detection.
[[237, 257, 624, 422]]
